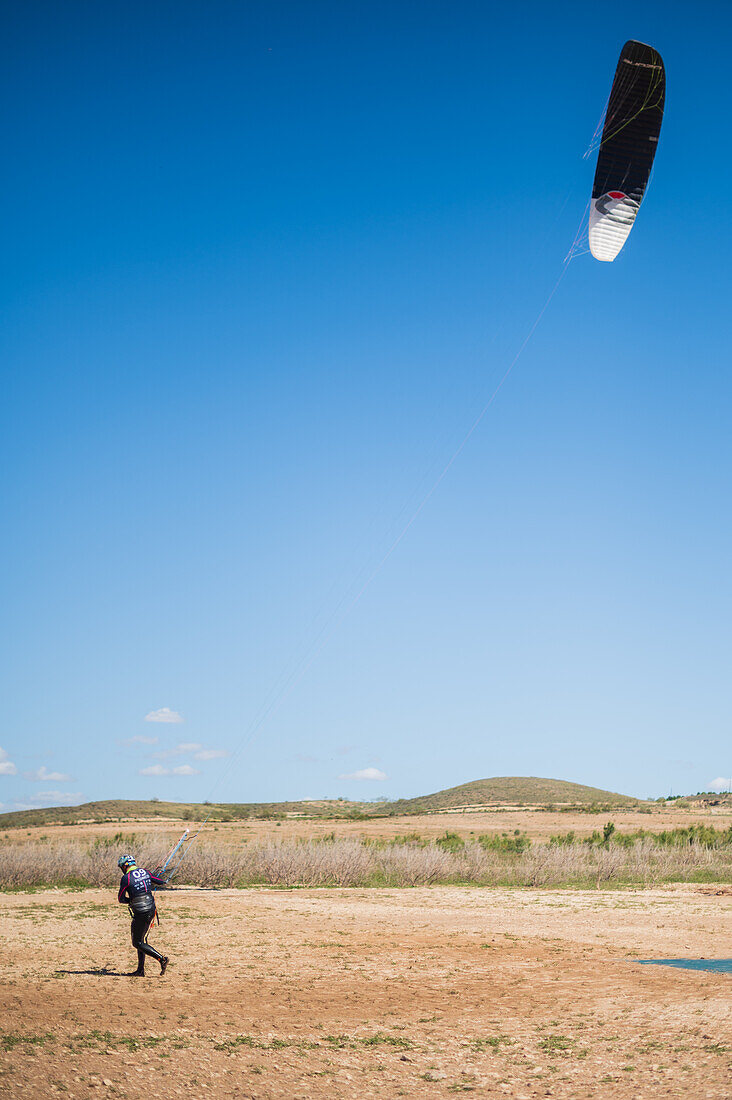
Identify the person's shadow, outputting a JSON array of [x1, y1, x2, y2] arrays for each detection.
[[55, 967, 130, 977]]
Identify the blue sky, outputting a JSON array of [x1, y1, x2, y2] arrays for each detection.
[[1, 1, 730, 811]]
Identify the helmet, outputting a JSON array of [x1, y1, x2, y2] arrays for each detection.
[[118, 854, 136, 870]]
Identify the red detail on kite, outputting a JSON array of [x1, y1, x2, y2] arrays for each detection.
[[608, 191, 627, 199]]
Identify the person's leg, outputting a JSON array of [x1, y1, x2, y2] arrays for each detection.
[[130, 916, 145, 975], [131, 911, 168, 973]]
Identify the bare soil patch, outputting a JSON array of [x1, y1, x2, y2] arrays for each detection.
[[0, 884, 729, 1098]]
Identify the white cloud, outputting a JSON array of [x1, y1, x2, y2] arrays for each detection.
[[193, 749, 228, 761], [139, 763, 201, 777], [122, 735, 159, 746], [708, 777, 732, 793], [153, 741, 203, 759], [337, 767, 388, 781], [23, 766, 72, 783], [0, 747, 18, 776], [145, 708, 183, 724], [22, 791, 83, 807]]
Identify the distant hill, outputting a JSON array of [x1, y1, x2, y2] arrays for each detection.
[[0, 797, 364, 829], [386, 776, 641, 813], [0, 777, 644, 829]]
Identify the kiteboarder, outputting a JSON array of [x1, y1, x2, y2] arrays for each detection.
[[117, 854, 169, 977]]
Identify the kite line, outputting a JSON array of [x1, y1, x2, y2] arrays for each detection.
[[195, 254, 575, 821], [153, 254, 573, 886], [146, 40, 665, 884]]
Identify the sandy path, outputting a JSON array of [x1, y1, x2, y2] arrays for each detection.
[[0, 884, 729, 1098]]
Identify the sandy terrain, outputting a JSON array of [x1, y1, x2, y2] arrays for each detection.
[[0, 883, 729, 1099]]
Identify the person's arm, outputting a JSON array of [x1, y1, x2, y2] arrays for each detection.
[[148, 871, 167, 888], [118, 873, 129, 903]]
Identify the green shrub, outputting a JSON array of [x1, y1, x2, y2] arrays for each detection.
[[549, 832, 576, 847], [435, 831, 465, 853], [478, 832, 531, 854], [390, 833, 425, 847]]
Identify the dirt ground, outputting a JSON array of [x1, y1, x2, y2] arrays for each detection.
[[0, 884, 729, 1099]]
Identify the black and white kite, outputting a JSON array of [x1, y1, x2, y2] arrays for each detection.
[[589, 40, 665, 261]]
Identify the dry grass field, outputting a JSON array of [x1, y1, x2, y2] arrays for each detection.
[[3, 805, 732, 892], [1, 807, 730, 1097], [6, 803, 731, 848]]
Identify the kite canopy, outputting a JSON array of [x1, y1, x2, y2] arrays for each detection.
[[589, 40, 665, 262]]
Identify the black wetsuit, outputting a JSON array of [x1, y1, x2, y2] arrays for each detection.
[[118, 867, 166, 972]]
